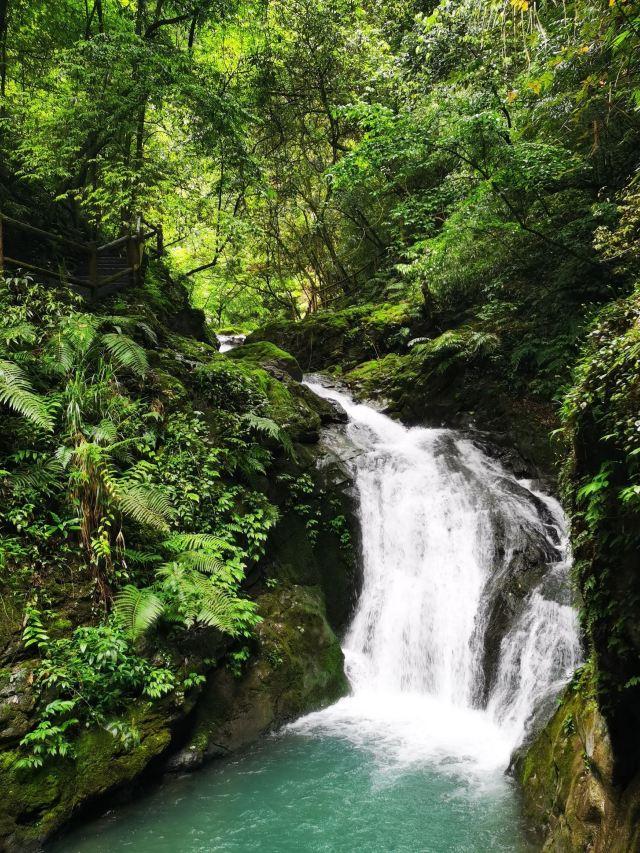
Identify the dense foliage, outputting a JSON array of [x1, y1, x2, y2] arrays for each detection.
[[2, 0, 640, 825], [0, 270, 299, 766]]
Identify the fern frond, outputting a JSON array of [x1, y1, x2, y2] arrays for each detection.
[[122, 548, 163, 565], [195, 597, 238, 634], [0, 322, 36, 345], [0, 359, 54, 430], [12, 456, 64, 496], [163, 533, 232, 553], [114, 483, 172, 531], [113, 585, 164, 639], [45, 333, 76, 374], [101, 333, 148, 376], [188, 574, 239, 634], [135, 322, 158, 346], [99, 315, 156, 345], [90, 419, 119, 446], [242, 414, 281, 439], [176, 551, 225, 574], [242, 414, 294, 457]]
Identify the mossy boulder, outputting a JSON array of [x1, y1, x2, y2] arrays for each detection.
[[166, 585, 348, 770], [248, 302, 417, 371], [256, 368, 347, 444], [264, 443, 360, 633], [226, 341, 303, 381], [515, 671, 640, 853], [0, 703, 175, 851]]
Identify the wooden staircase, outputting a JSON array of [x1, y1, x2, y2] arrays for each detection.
[[0, 213, 163, 300]]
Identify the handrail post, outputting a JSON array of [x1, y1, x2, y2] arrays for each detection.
[[127, 233, 138, 287]]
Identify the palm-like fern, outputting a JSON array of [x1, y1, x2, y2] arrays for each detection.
[[156, 562, 239, 633], [163, 533, 232, 553], [100, 333, 148, 376], [0, 359, 54, 430], [113, 481, 172, 532], [115, 564, 240, 640], [45, 315, 149, 378], [113, 528, 249, 640], [113, 585, 164, 639], [175, 550, 225, 574], [242, 413, 294, 458]]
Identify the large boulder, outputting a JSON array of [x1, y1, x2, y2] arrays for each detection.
[[514, 676, 640, 853], [226, 341, 303, 381], [166, 585, 348, 770]]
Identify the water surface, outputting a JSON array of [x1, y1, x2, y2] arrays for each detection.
[[56, 729, 531, 853]]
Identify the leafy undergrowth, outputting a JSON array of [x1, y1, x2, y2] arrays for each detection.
[[0, 272, 308, 771], [559, 285, 640, 784]]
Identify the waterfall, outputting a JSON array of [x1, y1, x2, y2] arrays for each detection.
[[291, 381, 581, 775]]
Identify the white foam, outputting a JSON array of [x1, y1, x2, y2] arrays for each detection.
[[292, 381, 581, 773]]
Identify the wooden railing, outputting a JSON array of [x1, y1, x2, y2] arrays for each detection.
[[0, 212, 163, 297]]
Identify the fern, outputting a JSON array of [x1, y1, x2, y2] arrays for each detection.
[[163, 533, 232, 552], [12, 456, 64, 497], [122, 548, 163, 566], [0, 322, 36, 345], [100, 315, 158, 347], [100, 333, 148, 376], [114, 585, 164, 639], [156, 564, 239, 634], [194, 593, 238, 634], [114, 482, 173, 531], [242, 414, 294, 457], [90, 419, 119, 446], [176, 550, 225, 574], [0, 359, 54, 430]]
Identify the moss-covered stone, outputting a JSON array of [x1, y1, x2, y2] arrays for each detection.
[[247, 302, 417, 371], [226, 341, 303, 381], [167, 585, 348, 770], [0, 704, 174, 851], [515, 672, 640, 852], [264, 444, 360, 632]]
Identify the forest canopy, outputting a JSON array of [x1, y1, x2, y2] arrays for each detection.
[[1, 0, 638, 329]]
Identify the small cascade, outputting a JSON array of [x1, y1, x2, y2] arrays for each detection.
[[217, 333, 246, 353], [293, 380, 581, 771]]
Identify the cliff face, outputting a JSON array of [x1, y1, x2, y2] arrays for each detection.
[[515, 673, 640, 853], [515, 288, 640, 853]]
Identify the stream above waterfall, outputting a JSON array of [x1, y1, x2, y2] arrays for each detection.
[[55, 381, 580, 853]]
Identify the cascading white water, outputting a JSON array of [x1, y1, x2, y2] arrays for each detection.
[[56, 377, 584, 853], [292, 381, 581, 775], [216, 333, 246, 352]]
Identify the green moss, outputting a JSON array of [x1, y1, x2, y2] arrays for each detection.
[[226, 341, 303, 380], [248, 301, 416, 371], [344, 353, 408, 398], [0, 705, 173, 848], [172, 585, 347, 767], [216, 327, 244, 336], [514, 664, 640, 852]]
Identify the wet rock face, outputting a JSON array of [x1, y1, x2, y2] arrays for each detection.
[[264, 437, 362, 634], [475, 518, 561, 707], [515, 681, 640, 853], [166, 585, 348, 771], [0, 665, 37, 746]]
